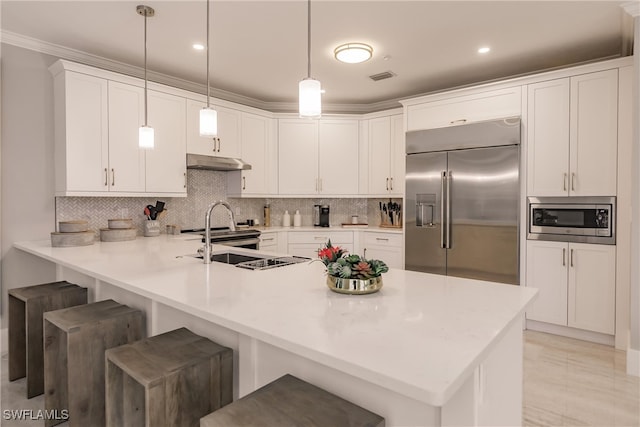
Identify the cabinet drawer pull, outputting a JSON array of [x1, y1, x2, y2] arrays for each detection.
[[218, 137, 221, 152], [571, 173, 575, 191], [570, 248, 574, 267], [104, 168, 108, 186], [390, 177, 394, 191], [314, 237, 327, 241], [184, 172, 187, 188], [242, 176, 246, 190], [562, 248, 566, 266], [364, 248, 367, 258], [375, 237, 389, 242], [450, 119, 467, 125], [563, 173, 567, 191], [262, 237, 274, 241], [111, 168, 115, 186], [386, 177, 389, 191]]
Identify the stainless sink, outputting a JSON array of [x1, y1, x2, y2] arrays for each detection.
[[182, 251, 309, 269]]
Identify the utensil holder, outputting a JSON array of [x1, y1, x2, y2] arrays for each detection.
[[144, 220, 160, 237]]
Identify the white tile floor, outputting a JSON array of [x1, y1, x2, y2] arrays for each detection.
[[1, 330, 639, 427]]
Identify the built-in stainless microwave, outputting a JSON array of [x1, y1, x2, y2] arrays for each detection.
[[527, 196, 615, 245]]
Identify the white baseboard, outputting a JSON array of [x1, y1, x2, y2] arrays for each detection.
[[628, 348, 640, 377], [525, 319, 615, 346]]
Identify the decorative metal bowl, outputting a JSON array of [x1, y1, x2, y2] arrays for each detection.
[[326, 275, 383, 295]]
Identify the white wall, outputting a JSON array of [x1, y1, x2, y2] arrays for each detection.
[[0, 44, 58, 350]]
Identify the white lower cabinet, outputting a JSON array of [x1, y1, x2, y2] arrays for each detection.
[[287, 231, 353, 259], [526, 240, 615, 335], [362, 232, 403, 269], [259, 231, 278, 252]]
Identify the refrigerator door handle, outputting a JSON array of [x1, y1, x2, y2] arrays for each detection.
[[446, 171, 452, 249], [441, 171, 446, 248]]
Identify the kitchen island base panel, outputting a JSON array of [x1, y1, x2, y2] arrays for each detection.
[[8, 281, 87, 398], [43, 300, 145, 427], [200, 373, 385, 427]]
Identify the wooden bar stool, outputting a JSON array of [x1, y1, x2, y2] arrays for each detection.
[[43, 299, 145, 427], [8, 281, 87, 398], [105, 327, 233, 427], [200, 374, 385, 427]]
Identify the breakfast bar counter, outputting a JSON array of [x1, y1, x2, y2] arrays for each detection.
[[15, 236, 537, 426]]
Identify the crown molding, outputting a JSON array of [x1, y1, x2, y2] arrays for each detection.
[[622, 1, 640, 17], [1, 30, 402, 115]]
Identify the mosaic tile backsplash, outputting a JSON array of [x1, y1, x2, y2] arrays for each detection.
[[55, 170, 402, 236]]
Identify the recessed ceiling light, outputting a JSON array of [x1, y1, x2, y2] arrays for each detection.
[[478, 46, 491, 54], [334, 43, 373, 64], [193, 43, 205, 51]]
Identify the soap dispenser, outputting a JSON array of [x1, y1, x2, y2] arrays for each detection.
[[283, 210, 291, 227], [293, 210, 301, 227]]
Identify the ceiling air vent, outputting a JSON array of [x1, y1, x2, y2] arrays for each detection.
[[369, 71, 396, 82]]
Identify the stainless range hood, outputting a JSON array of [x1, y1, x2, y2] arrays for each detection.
[[186, 154, 251, 171]]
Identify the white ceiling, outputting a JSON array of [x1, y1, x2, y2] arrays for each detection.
[[1, 1, 634, 113]]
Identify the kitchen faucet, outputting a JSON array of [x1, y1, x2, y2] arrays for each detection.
[[203, 200, 236, 264]]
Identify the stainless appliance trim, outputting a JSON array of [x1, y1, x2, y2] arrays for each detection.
[[406, 116, 521, 154], [186, 153, 252, 171], [527, 196, 616, 245]]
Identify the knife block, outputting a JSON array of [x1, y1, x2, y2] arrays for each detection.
[[380, 210, 402, 228]]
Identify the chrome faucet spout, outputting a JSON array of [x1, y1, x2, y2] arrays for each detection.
[[203, 200, 237, 264]]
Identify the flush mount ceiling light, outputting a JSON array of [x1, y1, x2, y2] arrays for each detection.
[[299, 0, 321, 118], [478, 46, 491, 54], [137, 4, 154, 149], [334, 43, 373, 64], [200, 0, 218, 136], [192, 43, 204, 51]]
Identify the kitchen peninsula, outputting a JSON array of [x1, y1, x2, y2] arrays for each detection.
[[15, 236, 537, 426]]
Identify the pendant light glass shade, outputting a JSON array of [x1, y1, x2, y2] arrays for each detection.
[[139, 125, 155, 149], [200, 107, 218, 136], [137, 5, 154, 149], [299, 0, 321, 118], [299, 78, 321, 118], [200, 0, 218, 137]]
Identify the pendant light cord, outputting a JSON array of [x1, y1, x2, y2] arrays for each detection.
[[206, 0, 211, 108], [143, 8, 148, 127], [307, 0, 311, 78]]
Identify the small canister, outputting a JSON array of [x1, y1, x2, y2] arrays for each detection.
[[144, 220, 160, 237]]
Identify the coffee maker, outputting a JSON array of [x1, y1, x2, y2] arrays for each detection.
[[319, 205, 330, 227]]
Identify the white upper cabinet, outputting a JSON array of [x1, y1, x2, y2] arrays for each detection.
[[107, 81, 146, 193], [526, 79, 571, 196], [318, 120, 359, 195], [146, 90, 187, 194], [51, 61, 187, 196], [405, 87, 522, 131], [278, 119, 359, 196], [186, 99, 241, 158], [53, 70, 109, 195], [368, 114, 404, 196], [227, 113, 275, 196], [569, 70, 619, 196], [278, 120, 318, 194], [527, 69, 618, 196]]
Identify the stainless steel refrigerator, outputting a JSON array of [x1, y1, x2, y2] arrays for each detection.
[[405, 117, 520, 285]]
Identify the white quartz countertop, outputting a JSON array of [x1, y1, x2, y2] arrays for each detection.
[[252, 225, 403, 234], [15, 237, 536, 406]]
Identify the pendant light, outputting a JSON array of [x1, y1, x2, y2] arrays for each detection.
[[137, 5, 154, 149], [299, 0, 321, 118], [199, 0, 218, 137]]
